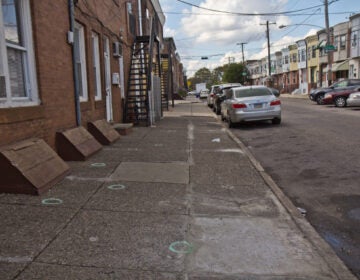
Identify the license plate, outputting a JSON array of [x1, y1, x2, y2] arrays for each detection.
[[254, 103, 262, 108]]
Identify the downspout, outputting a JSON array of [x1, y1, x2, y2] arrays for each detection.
[[69, 0, 81, 126], [138, 0, 143, 36]]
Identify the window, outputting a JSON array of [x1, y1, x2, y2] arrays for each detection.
[[312, 46, 316, 58], [351, 32, 357, 48], [334, 36, 338, 49], [74, 22, 88, 102], [0, 0, 38, 107], [340, 35, 346, 50], [301, 49, 306, 62], [284, 55, 288, 64], [91, 32, 102, 101], [127, 2, 136, 36]]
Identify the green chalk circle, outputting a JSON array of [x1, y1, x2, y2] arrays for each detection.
[[107, 184, 126, 190], [90, 163, 106, 167], [42, 198, 63, 205], [169, 241, 193, 254]]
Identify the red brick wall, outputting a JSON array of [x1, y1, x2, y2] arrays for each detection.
[[0, 1, 76, 148], [0, 0, 135, 149]]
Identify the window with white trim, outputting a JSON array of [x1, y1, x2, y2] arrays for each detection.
[[340, 35, 346, 50], [351, 31, 357, 48], [74, 22, 88, 102], [0, 0, 38, 108], [91, 32, 102, 101]]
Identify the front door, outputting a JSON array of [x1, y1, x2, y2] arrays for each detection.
[[104, 37, 113, 122]]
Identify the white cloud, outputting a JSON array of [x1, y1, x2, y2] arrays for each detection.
[[164, 27, 177, 37], [180, 0, 290, 45], [177, 0, 323, 77]]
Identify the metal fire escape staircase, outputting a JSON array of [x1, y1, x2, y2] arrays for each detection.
[[160, 54, 170, 111], [125, 18, 160, 125]]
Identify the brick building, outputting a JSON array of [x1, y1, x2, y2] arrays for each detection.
[[0, 0, 168, 150]]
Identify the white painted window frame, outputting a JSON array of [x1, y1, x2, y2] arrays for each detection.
[[0, 0, 39, 108], [91, 32, 102, 101], [74, 21, 88, 102]]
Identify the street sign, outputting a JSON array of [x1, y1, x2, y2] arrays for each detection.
[[324, 45, 336, 51]]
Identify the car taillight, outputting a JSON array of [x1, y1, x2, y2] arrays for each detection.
[[232, 103, 247, 109], [270, 100, 281, 106]]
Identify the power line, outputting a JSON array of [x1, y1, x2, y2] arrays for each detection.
[[161, 11, 358, 16], [175, 0, 338, 16]]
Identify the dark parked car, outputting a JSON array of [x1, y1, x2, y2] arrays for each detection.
[[207, 85, 220, 107], [213, 83, 242, 115], [323, 87, 360, 107], [309, 79, 360, 105]]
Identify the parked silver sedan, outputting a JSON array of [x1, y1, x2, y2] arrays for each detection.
[[221, 86, 281, 127], [346, 88, 360, 107]]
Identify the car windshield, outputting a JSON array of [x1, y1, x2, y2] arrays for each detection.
[[332, 80, 348, 88], [234, 88, 271, 98]]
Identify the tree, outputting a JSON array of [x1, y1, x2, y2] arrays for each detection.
[[188, 67, 212, 90], [223, 63, 248, 84], [210, 66, 225, 85]]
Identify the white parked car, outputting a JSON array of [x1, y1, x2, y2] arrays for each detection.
[[347, 88, 360, 107], [221, 86, 281, 127], [199, 89, 209, 99]]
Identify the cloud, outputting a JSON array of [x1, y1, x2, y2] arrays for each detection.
[[177, 0, 322, 77], [164, 26, 177, 37], [180, 0, 291, 45]]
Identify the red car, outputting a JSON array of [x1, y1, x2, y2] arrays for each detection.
[[322, 88, 360, 107]]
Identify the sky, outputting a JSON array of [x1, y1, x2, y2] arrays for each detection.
[[158, 0, 360, 78]]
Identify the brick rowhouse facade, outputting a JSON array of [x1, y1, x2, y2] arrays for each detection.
[[0, 0, 136, 149]]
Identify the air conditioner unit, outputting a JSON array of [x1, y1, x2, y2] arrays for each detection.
[[113, 42, 122, 57]]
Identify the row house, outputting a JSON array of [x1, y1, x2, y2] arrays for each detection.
[[297, 39, 307, 94], [288, 44, 299, 92], [281, 47, 290, 91], [247, 13, 360, 94], [331, 22, 349, 80], [161, 37, 185, 106], [306, 34, 319, 91], [0, 0, 182, 194], [349, 13, 360, 79]]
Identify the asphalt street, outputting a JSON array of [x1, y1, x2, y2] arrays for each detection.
[[229, 96, 360, 278]]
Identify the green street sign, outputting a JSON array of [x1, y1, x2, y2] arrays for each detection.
[[242, 72, 247, 76], [324, 45, 336, 51]]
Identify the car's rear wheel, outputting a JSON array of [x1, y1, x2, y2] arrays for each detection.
[[272, 118, 281, 124], [335, 96, 347, 107], [316, 94, 324, 105]]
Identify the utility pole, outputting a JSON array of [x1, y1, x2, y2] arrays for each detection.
[[260, 21, 276, 86], [324, 0, 332, 86], [237, 42, 247, 63]]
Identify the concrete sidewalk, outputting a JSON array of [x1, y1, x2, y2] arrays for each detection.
[[0, 99, 356, 279]]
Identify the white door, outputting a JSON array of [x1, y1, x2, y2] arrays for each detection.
[[104, 37, 113, 122]]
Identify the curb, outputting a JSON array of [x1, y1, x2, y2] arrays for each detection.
[[218, 116, 356, 280]]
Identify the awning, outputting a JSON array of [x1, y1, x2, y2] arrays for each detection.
[[333, 60, 349, 72], [323, 60, 349, 72]]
